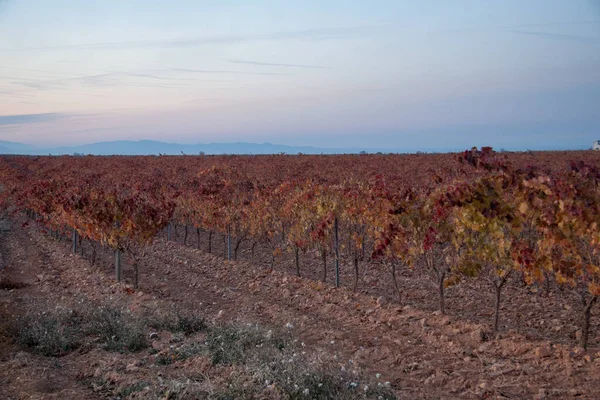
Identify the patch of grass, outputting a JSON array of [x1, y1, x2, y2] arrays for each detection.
[[85, 306, 148, 352], [155, 342, 204, 365], [204, 324, 397, 400], [13, 302, 395, 400], [10, 303, 149, 356], [155, 353, 175, 366], [160, 378, 209, 400], [206, 323, 292, 366], [266, 367, 397, 400], [210, 378, 259, 400], [149, 311, 207, 336], [14, 311, 80, 357], [158, 374, 258, 400], [204, 323, 396, 399], [89, 377, 113, 396], [174, 312, 207, 336], [118, 381, 149, 398]]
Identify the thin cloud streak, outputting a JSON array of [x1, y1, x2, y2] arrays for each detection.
[[0, 64, 81, 78], [1, 70, 239, 101], [0, 113, 66, 125], [0, 90, 36, 98], [4, 71, 209, 93], [437, 20, 600, 35], [170, 68, 291, 76], [123, 73, 184, 81], [0, 25, 384, 53], [227, 60, 331, 69], [505, 20, 600, 29], [125, 72, 234, 82], [511, 30, 600, 45]]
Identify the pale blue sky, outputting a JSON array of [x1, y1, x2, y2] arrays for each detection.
[[0, 0, 599, 149]]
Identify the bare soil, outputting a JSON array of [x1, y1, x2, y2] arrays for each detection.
[[1, 216, 600, 399]]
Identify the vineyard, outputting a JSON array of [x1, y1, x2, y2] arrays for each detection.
[[2, 149, 600, 398]]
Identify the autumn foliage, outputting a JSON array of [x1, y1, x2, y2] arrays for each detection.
[[1, 149, 600, 348]]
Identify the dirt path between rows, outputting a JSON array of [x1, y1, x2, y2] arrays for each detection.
[[0, 216, 100, 399], [140, 236, 600, 399], [1, 216, 600, 399]]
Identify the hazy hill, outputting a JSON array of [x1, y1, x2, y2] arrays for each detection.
[[0, 140, 38, 153], [0, 139, 592, 156], [0, 140, 405, 155]]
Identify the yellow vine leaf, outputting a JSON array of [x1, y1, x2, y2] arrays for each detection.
[[519, 202, 528, 214]]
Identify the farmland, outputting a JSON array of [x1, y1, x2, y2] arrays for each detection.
[[1, 149, 600, 399]]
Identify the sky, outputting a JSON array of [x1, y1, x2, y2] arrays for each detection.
[[0, 0, 599, 150]]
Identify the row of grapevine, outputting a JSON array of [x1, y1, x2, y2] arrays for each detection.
[[0, 149, 599, 348], [0, 156, 175, 287]]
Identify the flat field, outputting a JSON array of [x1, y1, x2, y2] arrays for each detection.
[[1, 150, 600, 399]]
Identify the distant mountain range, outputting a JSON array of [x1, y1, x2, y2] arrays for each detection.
[[0, 139, 591, 156], [0, 140, 465, 156]]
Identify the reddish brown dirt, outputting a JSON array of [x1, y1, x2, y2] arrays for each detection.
[[163, 226, 599, 348], [1, 216, 600, 399]]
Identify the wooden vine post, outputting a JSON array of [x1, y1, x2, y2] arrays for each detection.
[[72, 229, 78, 253], [334, 216, 340, 288], [115, 249, 122, 282], [227, 224, 232, 260]]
